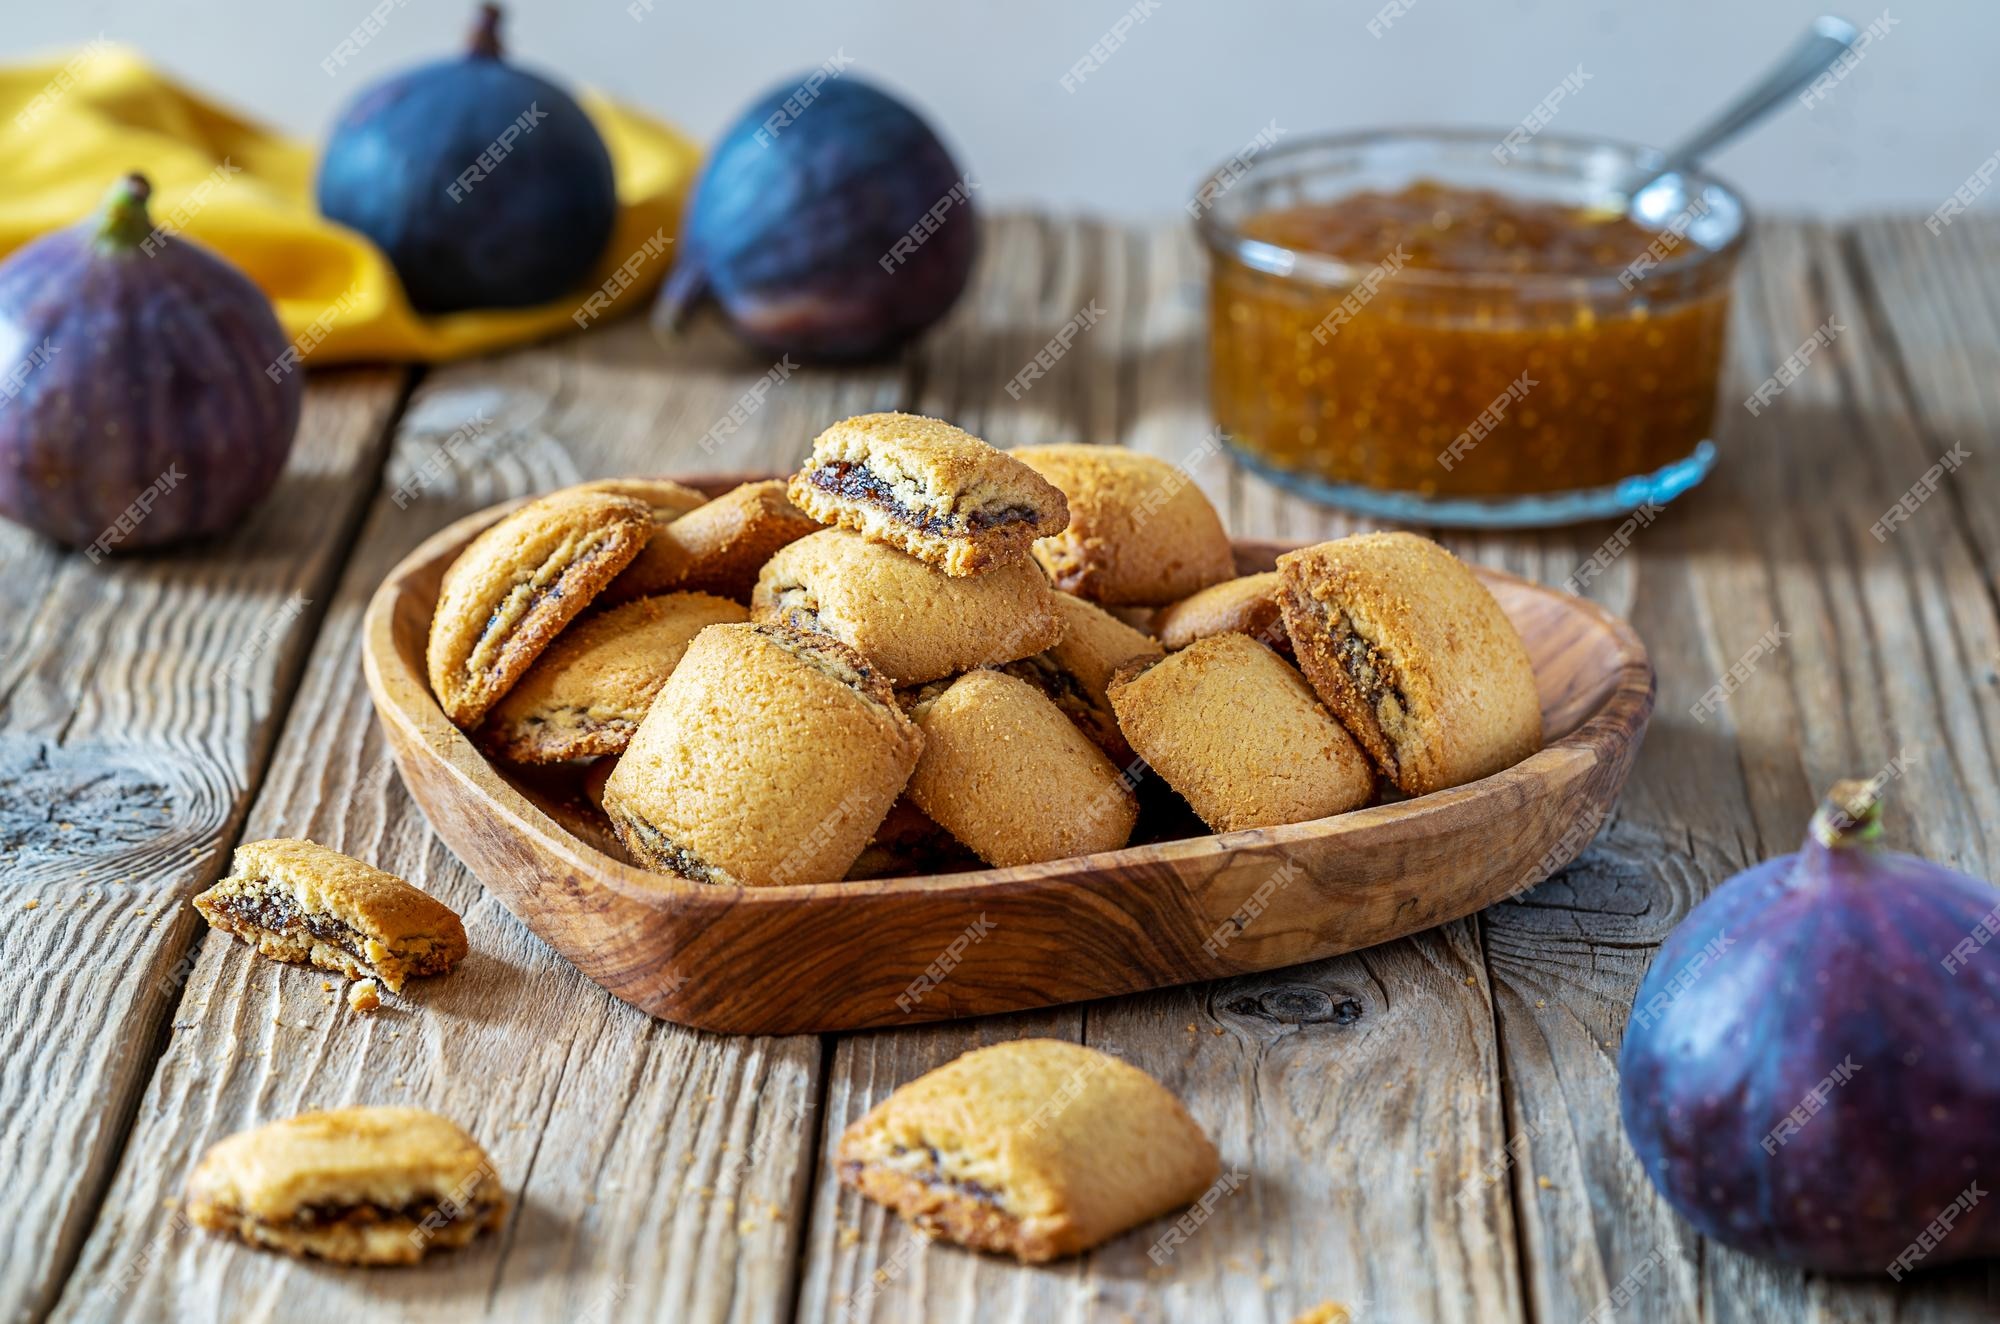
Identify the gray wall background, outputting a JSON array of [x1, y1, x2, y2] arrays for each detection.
[[13, 1, 1993, 220]]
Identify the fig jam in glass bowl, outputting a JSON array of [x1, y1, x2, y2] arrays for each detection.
[[1195, 129, 1748, 526]]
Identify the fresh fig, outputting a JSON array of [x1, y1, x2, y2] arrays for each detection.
[[1619, 780, 2000, 1274], [0, 174, 301, 555], [317, 3, 616, 313], [659, 72, 976, 361]]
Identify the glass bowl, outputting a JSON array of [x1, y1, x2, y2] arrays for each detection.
[[1194, 127, 1749, 527]]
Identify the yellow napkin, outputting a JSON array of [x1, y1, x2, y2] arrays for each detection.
[[0, 44, 700, 364]]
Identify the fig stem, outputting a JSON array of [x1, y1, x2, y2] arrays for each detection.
[[1810, 777, 1884, 848], [95, 173, 156, 252], [469, 3, 504, 59]]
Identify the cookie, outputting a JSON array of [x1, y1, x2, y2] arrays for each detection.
[[601, 479, 820, 604], [479, 591, 748, 763], [905, 670, 1138, 867], [567, 476, 708, 521], [836, 1039, 1221, 1262], [1276, 532, 1542, 796], [1010, 444, 1236, 605], [789, 412, 1069, 576], [751, 528, 1063, 684], [426, 488, 653, 728], [193, 839, 467, 992], [185, 1106, 504, 1265], [1153, 571, 1292, 659], [602, 623, 923, 886], [1000, 591, 1162, 764], [1107, 634, 1374, 832]]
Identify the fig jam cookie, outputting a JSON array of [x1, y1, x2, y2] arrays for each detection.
[[999, 592, 1161, 765], [905, 670, 1138, 867], [186, 1106, 504, 1265], [1010, 443, 1236, 605], [479, 591, 747, 763], [601, 479, 820, 604], [1277, 532, 1541, 796], [789, 412, 1069, 576], [426, 489, 653, 728], [836, 1039, 1221, 1262], [1107, 634, 1374, 831], [194, 839, 466, 992], [1153, 571, 1292, 659], [602, 623, 923, 886], [751, 528, 1063, 684]]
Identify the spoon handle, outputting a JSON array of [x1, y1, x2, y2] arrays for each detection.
[[1623, 15, 1859, 198]]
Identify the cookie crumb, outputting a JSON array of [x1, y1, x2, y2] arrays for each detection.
[[1535, 999, 1547, 1008], [348, 979, 382, 1013], [1290, 1305, 1352, 1324], [321, 980, 334, 992], [22, 899, 38, 910], [1537, 1175, 1554, 1189], [838, 1223, 860, 1248], [1464, 976, 1477, 986]]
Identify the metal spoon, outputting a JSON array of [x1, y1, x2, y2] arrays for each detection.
[[1621, 14, 1860, 216]]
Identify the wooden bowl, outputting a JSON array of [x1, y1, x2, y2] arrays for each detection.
[[364, 478, 1653, 1034]]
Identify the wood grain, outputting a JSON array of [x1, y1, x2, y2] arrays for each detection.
[[0, 366, 407, 1324]]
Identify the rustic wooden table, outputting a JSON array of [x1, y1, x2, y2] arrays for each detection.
[[7, 213, 1997, 1324]]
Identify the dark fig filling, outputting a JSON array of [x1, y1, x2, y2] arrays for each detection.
[[209, 887, 368, 963], [808, 461, 1040, 535], [1314, 599, 1410, 772], [284, 1197, 499, 1231], [841, 1143, 1009, 1210], [618, 815, 728, 885], [472, 533, 624, 667]]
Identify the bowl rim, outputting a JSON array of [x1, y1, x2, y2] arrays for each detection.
[[364, 480, 1655, 914], [1190, 123, 1753, 297]]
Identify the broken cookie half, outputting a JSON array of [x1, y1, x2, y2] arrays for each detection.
[[836, 1039, 1221, 1262], [186, 1105, 504, 1265], [789, 412, 1069, 577], [194, 839, 467, 993]]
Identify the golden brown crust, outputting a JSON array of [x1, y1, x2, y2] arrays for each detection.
[[1153, 571, 1292, 659], [193, 839, 467, 992], [601, 479, 821, 604], [906, 670, 1137, 867], [788, 413, 1069, 577], [186, 1106, 504, 1266], [479, 592, 747, 763], [750, 528, 1064, 684], [602, 623, 922, 886], [835, 1039, 1222, 1263], [1009, 444, 1236, 605], [1106, 634, 1374, 832], [564, 476, 709, 521], [425, 489, 652, 728], [1276, 532, 1541, 796]]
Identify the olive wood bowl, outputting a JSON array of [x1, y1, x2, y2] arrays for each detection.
[[363, 475, 1653, 1034]]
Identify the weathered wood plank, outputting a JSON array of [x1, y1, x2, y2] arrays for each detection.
[[0, 366, 407, 1323], [796, 218, 1522, 1324], [1481, 219, 2000, 1324], [52, 316, 906, 1324]]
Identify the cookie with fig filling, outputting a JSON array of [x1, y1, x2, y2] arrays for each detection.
[[479, 591, 747, 763], [602, 623, 923, 886], [1276, 532, 1541, 797], [1009, 443, 1236, 605], [836, 1039, 1221, 1263], [426, 488, 653, 727], [998, 591, 1161, 765], [751, 528, 1063, 685], [1153, 571, 1292, 659], [1107, 634, 1374, 832], [905, 670, 1138, 867], [601, 479, 820, 604], [193, 839, 466, 992], [789, 412, 1069, 576], [185, 1106, 504, 1265]]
